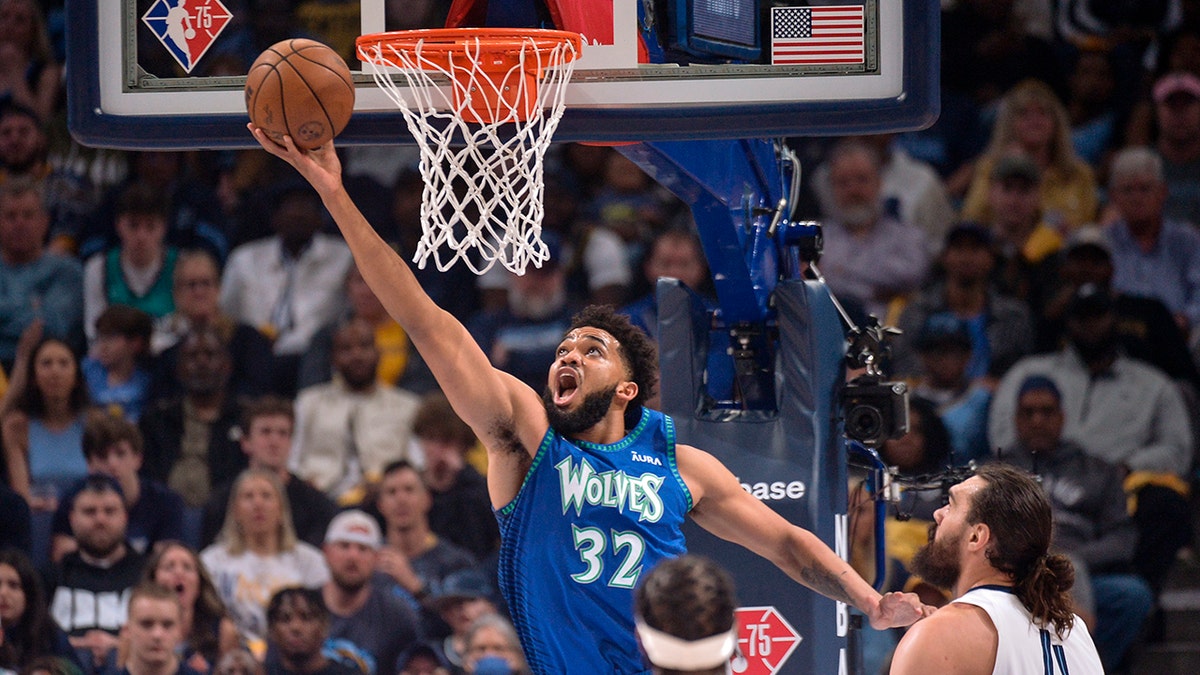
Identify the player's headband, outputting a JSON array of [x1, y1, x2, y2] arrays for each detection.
[[635, 618, 737, 671]]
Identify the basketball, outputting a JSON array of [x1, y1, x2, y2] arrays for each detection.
[[244, 39, 354, 150]]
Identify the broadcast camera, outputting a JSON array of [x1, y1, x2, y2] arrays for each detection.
[[839, 319, 909, 447]]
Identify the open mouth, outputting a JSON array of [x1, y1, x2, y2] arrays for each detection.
[[554, 369, 579, 406]]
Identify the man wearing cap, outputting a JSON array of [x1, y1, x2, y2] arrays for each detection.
[[1153, 71, 1200, 224], [1039, 227, 1200, 386], [321, 510, 422, 675], [989, 283, 1194, 600], [1101, 145, 1200, 342], [910, 314, 991, 465], [983, 155, 1062, 306], [892, 223, 1034, 382], [993, 375, 1153, 671]]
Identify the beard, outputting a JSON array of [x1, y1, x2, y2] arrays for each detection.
[[835, 202, 879, 230], [543, 384, 618, 436], [78, 531, 124, 560], [909, 523, 963, 591]]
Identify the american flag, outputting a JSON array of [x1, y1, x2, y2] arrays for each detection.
[[770, 5, 865, 66]]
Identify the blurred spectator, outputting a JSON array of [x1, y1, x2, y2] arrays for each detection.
[[320, 511, 422, 675], [50, 411, 184, 562], [81, 305, 153, 421], [290, 318, 420, 504], [79, 152, 227, 264], [219, 183, 352, 395], [892, 224, 1034, 382], [395, 643, 449, 675], [586, 152, 676, 271], [373, 461, 476, 637], [940, 0, 1063, 111], [618, 227, 734, 404], [0, 549, 82, 672], [1151, 72, 1200, 226], [989, 284, 1193, 597], [82, 183, 178, 342], [413, 393, 499, 562], [428, 570, 499, 671], [812, 133, 956, 252], [813, 139, 929, 322], [139, 326, 247, 509], [1065, 48, 1120, 168], [461, 615, 527, 675], [959, 80, 1099, 232], [201, 396, 337, 549], [0, 177, 84, 371], [141, 541, 242, 674], [120, 582, 192, 675], [983, 155, 1062, 307], [1054, 0, 1181, 78], [993, 376, 1153, 671], [1038, 227, 1200, 385], [908, 316, 992, 466], [262, 587, 357, 675], [1102, 146, 1200, 341], [200, 469, 329, 655], [297, 266, 431, 394], [151, 250, 274, 399], [468, 233, 581, 392], [0, 105, 95, 253], [46, 474, 146, 674], [212, 650, 263, 675], [1, 336, 90, 511], [0, 0, 61, 120]]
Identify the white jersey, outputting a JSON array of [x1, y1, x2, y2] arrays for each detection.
[[955, 586, 1104, 675]]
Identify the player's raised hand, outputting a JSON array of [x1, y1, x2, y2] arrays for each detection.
[[247, 123, 343, 197], [868, 591, 926, 628]]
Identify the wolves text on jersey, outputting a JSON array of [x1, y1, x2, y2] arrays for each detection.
[[557, 456, 666, 523]]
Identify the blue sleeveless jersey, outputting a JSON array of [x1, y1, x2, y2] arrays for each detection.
[[496, 407, 692, 675]]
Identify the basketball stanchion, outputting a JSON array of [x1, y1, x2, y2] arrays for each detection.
[[356, 28, 582, 275]]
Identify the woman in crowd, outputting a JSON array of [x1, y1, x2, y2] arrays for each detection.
[[0, 549, 82, 672], [200, 469, 328, 657], [1, 338, 91, 511], [143, 540, 242, 673], [958, 79, 1099, 232], [0, 0, 61, 120]]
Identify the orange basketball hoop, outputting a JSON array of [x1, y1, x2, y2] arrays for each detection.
[[355, 29, 583, 275]]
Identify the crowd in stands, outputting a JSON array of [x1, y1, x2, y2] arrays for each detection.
[[0, 0, 1199, 673]]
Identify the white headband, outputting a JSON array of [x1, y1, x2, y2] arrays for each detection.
[[635, 619, 737, 671]]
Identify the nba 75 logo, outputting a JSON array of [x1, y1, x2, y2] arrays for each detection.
[[142, 0, 232, 73]]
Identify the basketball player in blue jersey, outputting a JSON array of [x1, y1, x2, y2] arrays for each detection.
[[250, 127, 926, 675], [891, 464, 1104, 674]]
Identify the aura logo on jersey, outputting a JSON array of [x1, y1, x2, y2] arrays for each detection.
[[557, 456, 665, 522]]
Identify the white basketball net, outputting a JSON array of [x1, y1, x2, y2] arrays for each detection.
[[358, 33, 580, 275]]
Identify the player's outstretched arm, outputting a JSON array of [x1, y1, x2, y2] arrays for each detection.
[[248, 128, 548, 454], [678, 444, 925, 629]]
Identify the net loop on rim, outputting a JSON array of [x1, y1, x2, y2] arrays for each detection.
[[356, 28, 582, 275]]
